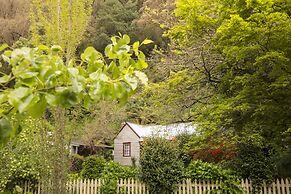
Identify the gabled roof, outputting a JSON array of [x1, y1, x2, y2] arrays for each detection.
[[125, 122, 197, 140]]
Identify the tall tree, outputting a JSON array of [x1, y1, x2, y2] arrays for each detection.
[[166, 0, 291, 178], [30, 0, 93, 61], [29, 1, 94, 191]]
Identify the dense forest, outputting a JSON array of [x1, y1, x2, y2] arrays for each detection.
[[0, 0, 290, 193]]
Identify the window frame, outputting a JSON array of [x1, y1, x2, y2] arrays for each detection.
[[123, 142, 131, 157]]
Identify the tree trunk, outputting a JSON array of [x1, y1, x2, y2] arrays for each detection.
[[57, 0, 61, 42], [39, 118, 53, 193], [52, 107, 67, 194], [66, 0, 73, 64]]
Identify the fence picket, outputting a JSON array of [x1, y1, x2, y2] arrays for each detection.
[[78, 179, 80, 194], [277, 179, 282, 194], [268, 182, 272, 194], [187, 179, 190, 193], [262, 180, 266, 194], [72, 179, 75, 194], [245, 179, 250, 194], [282, 179, 286, 194], [207, 180, 210, 193], [94, 179, 97, 194], [132, 178, 134, 194], [272, 180, 276, 194], [89, 179, 92, 194], [98, 179, 101, 194]]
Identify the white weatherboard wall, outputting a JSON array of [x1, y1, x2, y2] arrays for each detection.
[[114, 124, 140, 166]]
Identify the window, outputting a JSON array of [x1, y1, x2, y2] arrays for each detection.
[[123, 142, 131, 157]]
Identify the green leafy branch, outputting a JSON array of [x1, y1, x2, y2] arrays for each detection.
[[0, 34, 151, 147]]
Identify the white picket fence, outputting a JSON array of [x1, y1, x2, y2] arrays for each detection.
[[20, 178, 291, 194]]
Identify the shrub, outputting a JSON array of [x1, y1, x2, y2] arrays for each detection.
[[69, 154, 84, 173], [175, 133, 194, 166], [101, 161, 139, 194], [67, 173, 81, 180], [184, 160, 242, 193], [140, 137, 184, 194], [1, 159, 40, 192], [80, 156, 106, 179], [227, 141, 276, 192], [80, 156, 139, 193], [102, 161, 139, 179], [0, 120, 49, 192], [100, 161, 139, 194]]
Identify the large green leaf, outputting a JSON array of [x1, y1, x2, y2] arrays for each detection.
[[45, 93, 58, 106], [28, 97, 47, 118], [56, 90, 78, 108], [0, 75, 11, 84], [8, 87, 31, 108], [51, 45, 63, 52], [18, 93, 40, 113], [132, 41, 140, 56], [134, 71, 148, 85], [141, 39, 154, 45], [135, 59, 148, 69], [0, 94, 7, 104], [81, 47, 101, 63], [108, 61, 121, 78], [19, 72, 39, 79], [124, 75, 138, 90], [0, 44, 8, 52], [123, 34, 131, 44]]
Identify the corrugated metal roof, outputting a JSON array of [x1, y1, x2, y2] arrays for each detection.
[[126, 122, 197, 140]]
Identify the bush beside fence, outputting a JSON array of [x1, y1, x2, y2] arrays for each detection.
[[20, 178, 291, 194]]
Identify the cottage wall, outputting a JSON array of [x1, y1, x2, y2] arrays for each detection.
[[114, 125, 141, 166]]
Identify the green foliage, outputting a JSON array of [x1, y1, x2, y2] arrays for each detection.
[[184, 160, 242, 193], [81, 156, 106, 179], [175, 133, 194, 166], [0, 34, 150, 145], [105, 161, 139, 179], [128, 70, 207, 123], [80, 156, 139, 194], [226, 136, 277, 191], [67, 173, 81, 180], [185, 160, 234, 180], [0, 118, 51, 192], [140, 137, 184, 194], [165, 0, 291, 181], [277, 149, 291, 178], [30, 0, 93, 59], [80, 0, 139, 52], [81, 156, 139, 179], [171, 0, 291, 143], [100, 161, 139, 194]]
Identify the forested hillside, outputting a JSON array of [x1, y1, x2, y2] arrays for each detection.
[[0, 0, 290, 192]]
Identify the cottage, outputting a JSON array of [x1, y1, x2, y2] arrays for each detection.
[[114, 122, 196, 166]]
